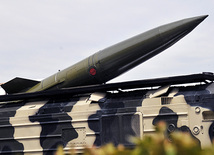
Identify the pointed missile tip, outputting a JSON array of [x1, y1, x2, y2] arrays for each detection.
[[195, 15, 208, 27], [181, 15, 209, 29], [187, 15, 208, 22], [199, 14, 208, 20], [193, 15, 208, 23], [202, 14, 209, 18]]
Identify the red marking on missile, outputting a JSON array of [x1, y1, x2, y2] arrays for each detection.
[[89, 68, 96, 76]]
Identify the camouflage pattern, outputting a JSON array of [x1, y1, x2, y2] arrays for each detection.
[[0, 15, 210, 154], [0, 78, 214, 154]]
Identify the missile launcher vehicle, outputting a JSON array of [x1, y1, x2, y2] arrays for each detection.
[[1, 73, 214, 154], [0, 15, 212, 154]]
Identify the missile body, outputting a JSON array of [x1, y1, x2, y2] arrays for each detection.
[[2, 15, 208, 94]]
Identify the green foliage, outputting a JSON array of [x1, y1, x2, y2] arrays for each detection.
[[55, 122, 214, 155]]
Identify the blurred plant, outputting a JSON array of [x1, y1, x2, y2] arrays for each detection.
[[55, 122, 214, 155]]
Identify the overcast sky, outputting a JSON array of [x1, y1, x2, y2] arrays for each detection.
[[0, 1, 214, 84]]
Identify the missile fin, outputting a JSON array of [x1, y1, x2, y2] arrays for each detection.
[[1, 77, 40, 94]]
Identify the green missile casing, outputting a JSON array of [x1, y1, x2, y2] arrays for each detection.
[[2, 15, 208, 94]]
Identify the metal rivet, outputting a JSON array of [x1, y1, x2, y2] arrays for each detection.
[[193, 126, 200, 135], [168, 124, 176, 132], [195, 107, 201, 114]]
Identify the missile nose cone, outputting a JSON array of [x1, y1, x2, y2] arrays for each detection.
[[97, 15, 208, 83], [181, 15, 208, 28], [187, 15, 208, 25], [159, 15, 208, 43]]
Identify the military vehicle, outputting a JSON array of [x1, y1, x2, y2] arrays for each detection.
[[0, 15, 212, 154]]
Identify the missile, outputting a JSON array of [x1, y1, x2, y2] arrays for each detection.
[[1, 15, 208, 94]]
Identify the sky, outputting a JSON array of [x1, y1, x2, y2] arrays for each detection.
[[0, 0, 214, 85]]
